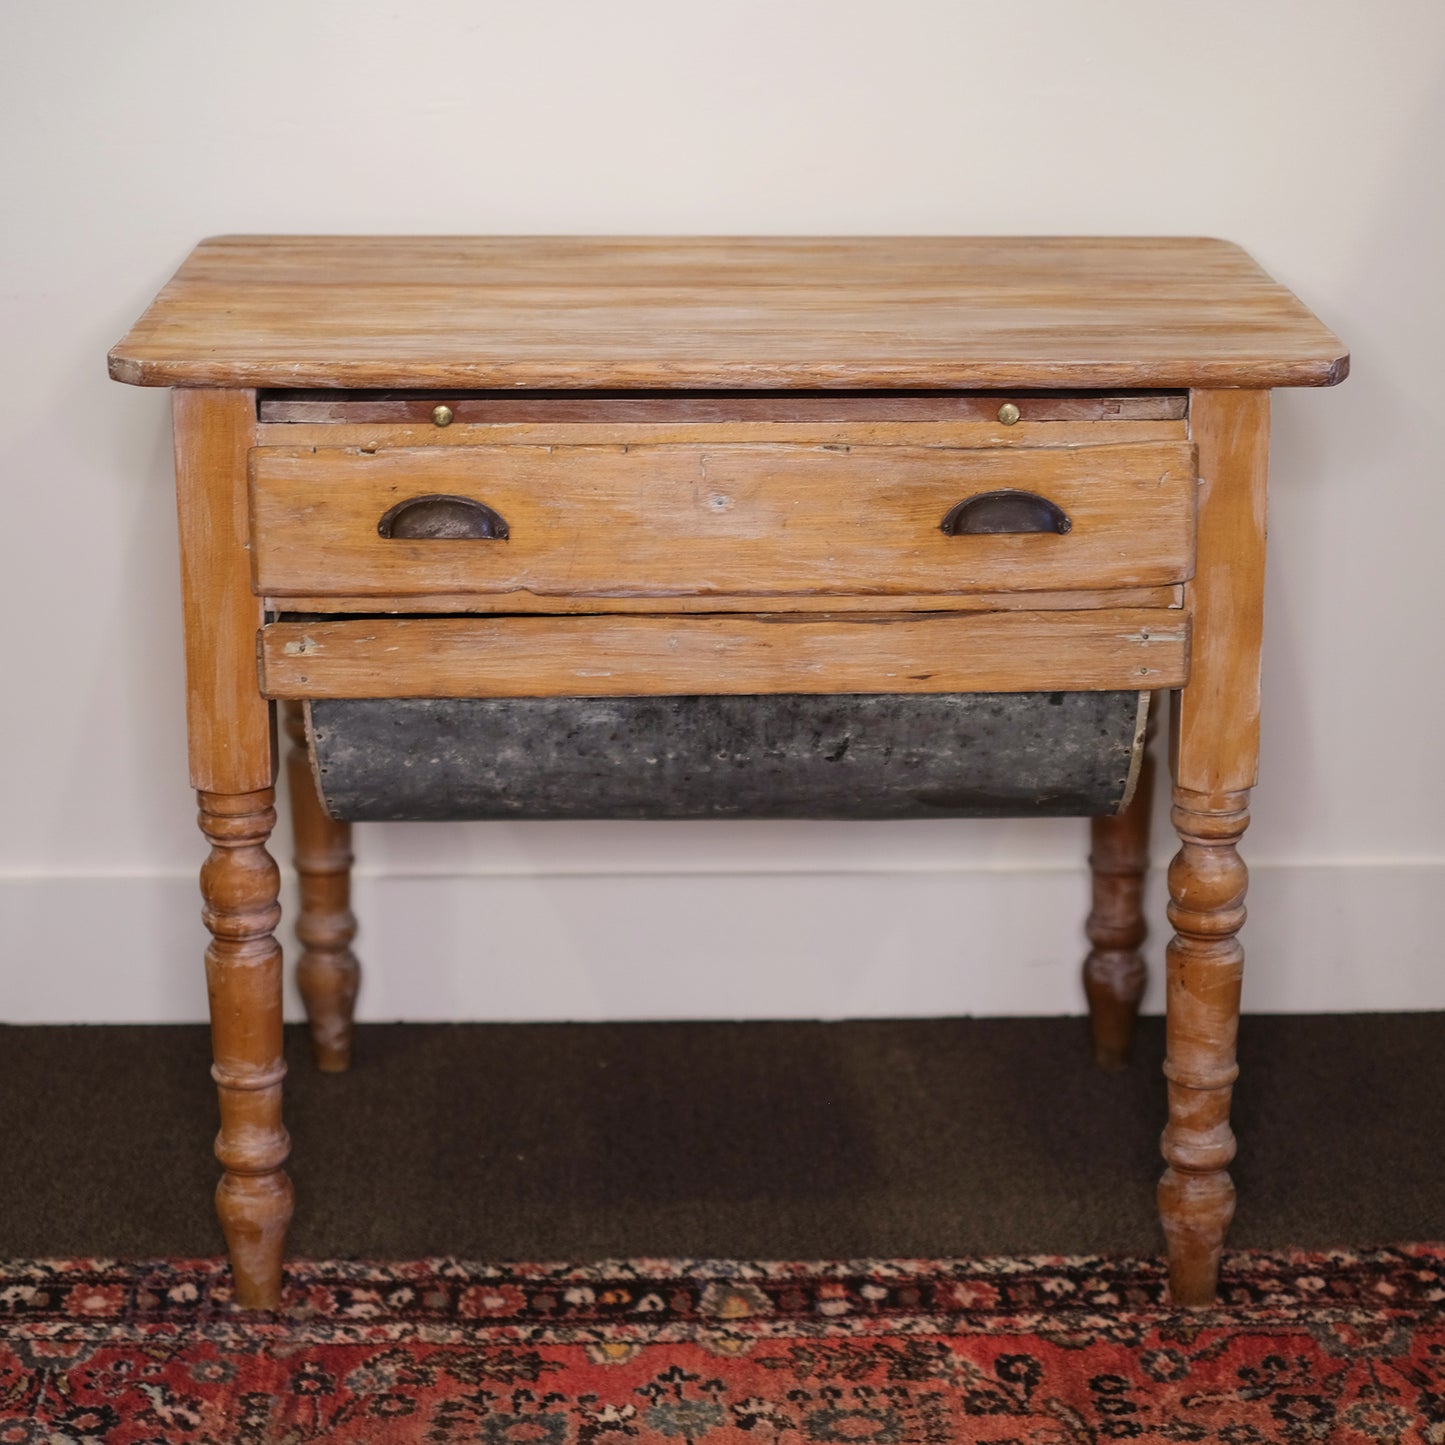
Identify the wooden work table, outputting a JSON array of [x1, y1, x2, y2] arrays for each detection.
[[110, 235, 1347, 1310]]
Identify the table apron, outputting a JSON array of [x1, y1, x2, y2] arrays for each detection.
[[257, 609, 1189, 700]]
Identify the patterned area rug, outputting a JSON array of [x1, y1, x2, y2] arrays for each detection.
[[2, 1248, 1443, 1443]]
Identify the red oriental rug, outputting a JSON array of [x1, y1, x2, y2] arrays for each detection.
[[2, 1247, 1443, 1443]]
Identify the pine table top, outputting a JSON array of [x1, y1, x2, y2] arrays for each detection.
[[109, 234, 1348, 392]]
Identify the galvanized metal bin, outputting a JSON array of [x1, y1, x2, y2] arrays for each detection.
[[305, 691, 1150, 823]]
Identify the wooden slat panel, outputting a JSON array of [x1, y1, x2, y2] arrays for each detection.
[[259, 610, 1190, 699], [271, 585, 1185, 615], [258, 392, 1188, 424], [110, 236, 1349, 391], [255, 419, 1190, 450], [250, 441, 1196, 598]]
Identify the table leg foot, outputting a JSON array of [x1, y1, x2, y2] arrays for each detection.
[[284, 702, 360, 1073], [1083, 739, 1154, 1069], [199, 788, 293, 1311], [1159, 1165, 1236, 1306], [1158, 786, 1248, 1307]]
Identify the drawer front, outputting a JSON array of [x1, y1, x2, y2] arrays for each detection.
[[249, 440, 1196, 599]]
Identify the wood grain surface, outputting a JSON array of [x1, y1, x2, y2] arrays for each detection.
[[1084, 708, 1156, 1070], [258, 391, 1189, 424], [110, 236, 1348, 391], [249, 441, 1197, 599], [258, 610, 1189, 699], [267, 585, 1184, 616], [1158, 388, 1272, 1304], [1171, 390, 1271, 794], [171, 389, 274, 793], [197, 787, 292, 1311], [255, 418, 1190, 451], [282, 702, 359, 1075], [1159, 786, 1251, 1306]]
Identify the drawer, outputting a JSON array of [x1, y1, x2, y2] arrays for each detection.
[[249, 439, 1196, 600]]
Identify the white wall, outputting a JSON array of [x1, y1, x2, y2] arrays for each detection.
[[2, 0, 1442, 1023]]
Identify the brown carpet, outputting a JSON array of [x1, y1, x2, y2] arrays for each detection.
[[1, 1014, 1441, 1260]]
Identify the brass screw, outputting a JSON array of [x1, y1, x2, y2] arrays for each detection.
[[997, 402, 1021, 426], [432, 404, 454, 427]]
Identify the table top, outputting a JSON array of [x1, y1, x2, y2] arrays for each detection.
[[109, 235, 1347, 392]]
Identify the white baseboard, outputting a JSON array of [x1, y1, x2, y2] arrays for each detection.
[[2, 863, 1440, 1023]]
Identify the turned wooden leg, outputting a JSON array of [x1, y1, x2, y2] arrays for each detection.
[[1157, 387, 1270, 1303], [1158, 787, 1248, 1306], [199, 788, 293, 1311], [283, 701, 360, 1072], [1083, 721, 1155, 1069]]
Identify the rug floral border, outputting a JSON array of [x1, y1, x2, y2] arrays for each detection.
[[3, 1245, 1442, 1348]]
